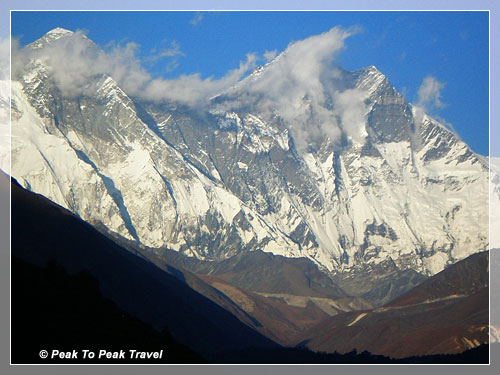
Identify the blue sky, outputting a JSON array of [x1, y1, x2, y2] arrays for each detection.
[[11, 10, 490, 155]]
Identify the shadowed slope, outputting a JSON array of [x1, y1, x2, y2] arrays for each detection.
[[11, 178, 278, 361], [11, 256, 205, 364]]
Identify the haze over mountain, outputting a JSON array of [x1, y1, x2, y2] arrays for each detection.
[[10, 27, 489, 281]]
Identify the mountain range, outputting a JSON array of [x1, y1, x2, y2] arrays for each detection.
[[8, 27, 492, 363], [11, 28, 489, 278]]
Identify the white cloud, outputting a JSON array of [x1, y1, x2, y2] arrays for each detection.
[[227, 26, 368, 150], [146, 40, 184, 72], [12, 30, 257, 106], [13, 31, 151, 98], [140, 53, 258, 105], [333, 88, 370, 144], [190, 12, 204, 26], [148, 40, 183, 60], [12, 26, 370, 150], [263, 49, 277, 61], [417, 75, 446, 109], [412, 76, 456, 134]]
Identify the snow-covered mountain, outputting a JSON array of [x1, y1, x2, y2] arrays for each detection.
[[11, 28, 489, 276]]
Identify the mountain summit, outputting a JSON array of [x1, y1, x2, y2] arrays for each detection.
[[11, 28, 488, 276], [27, 27, 74, 49]]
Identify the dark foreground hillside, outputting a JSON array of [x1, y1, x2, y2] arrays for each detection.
[[12, 253, 488, 364], [11, 256, 205, 364], [213, 345, 488, 364]]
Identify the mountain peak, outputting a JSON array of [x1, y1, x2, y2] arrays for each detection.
[[355, 65, 386, 82], [352, 65, 395, 100], [27, 27, 75, 50], [46, 27, 74, 36], [365, 65, 381, 73]]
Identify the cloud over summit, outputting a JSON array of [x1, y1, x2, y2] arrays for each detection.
[[233, 26, 369, 150], [12, 29, 257, 105], [12, 26, 371, 150]]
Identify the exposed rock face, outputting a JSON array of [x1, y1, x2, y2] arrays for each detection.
[[11, 28, 488, 277]]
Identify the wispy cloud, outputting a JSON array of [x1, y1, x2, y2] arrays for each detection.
[[417, 75, 446, 109], [13, 32, 150, 98], [12, 26, 370, 150], [145, 40, 184, 72], [150, 40, 183, 58], [140, 52, 258, 105], [263, 49, 277, 61], [223, 26, 368, 150], [12, 30, 256, 106], [190, 12, 204, 26], [413, 75, 455, 133]]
